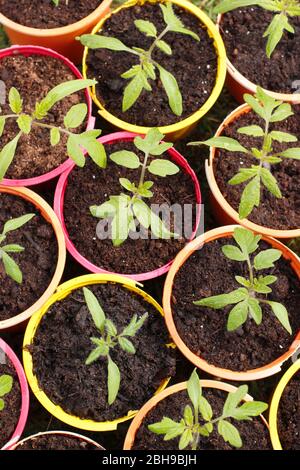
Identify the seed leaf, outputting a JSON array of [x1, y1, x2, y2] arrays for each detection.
[[0, 133, 21, 181], [1, 251, 22, 283], [192, 136, 248, 153], [8, 87, 22, 114], [187, 368, 201, 412], [248, 298, 263, 325], [50, 127, 61, 146], [157, 65, 182, 116], [79, 34, 134, 54], [265, 301, 292, 334], [83, 287, 106, 332], [194, 288, 248, 309], [17, 114, 32, 134], [123, 72, 145, 112], [107, 356, 121, 405], [0, 375, 13, 398]]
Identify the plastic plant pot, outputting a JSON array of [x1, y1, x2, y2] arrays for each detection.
[[54, 131, 201, 282], [8, 431, 105, 450], [23, 273, 174, 432], [0, 1, 112, 65], [0, 185, 66, 332], [0, 338, 30, 451], [123, 379, 269, 449], [163, 225, 300, 382], [216, 14, 300, 105], [82, 0, 227, 141], [0, 45, 95, 189], [205, 103, 300, 240], [269, 359, 300, 450]]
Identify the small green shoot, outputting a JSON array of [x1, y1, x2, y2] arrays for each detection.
[[149, 369, 268, 450], [83, 287, 148, 404], [193, 227, 292, 333], [0, 374, 13, 411], [0, 213, 35, 283]]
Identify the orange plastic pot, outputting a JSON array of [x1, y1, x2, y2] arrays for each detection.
[[205, 103, 300, 239], [217, 14, 300, 105], [124, 379, 269, 449], [9, 431, 105, 450], [0, 0, 112, 64], [163, 225, 300, 382], [0, 186, 66, 332]]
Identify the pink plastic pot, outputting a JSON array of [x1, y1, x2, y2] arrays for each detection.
[[0, 338, 29, 450], [54, 131, 202, 282], [0, 45, 95, 189]]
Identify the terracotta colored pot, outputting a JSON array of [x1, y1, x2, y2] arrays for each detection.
[[123, 379, 269, 449], [0, 0, 112, 64], [23, 273, 174, 432], [205, 103, 300, 239], [9, 430, 105, 450], [82, 0, 227, 141], [163, 225, 300, 382], [269, 358, 300, 450], [0, 185, 66, 332], [54, 131, 201, 282], [0, 338, 29, 450], [0, 45, 95, 189], [217, 14, 300, 105]]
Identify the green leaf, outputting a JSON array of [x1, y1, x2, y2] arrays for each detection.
[[164, 422, 186, 441], [244, 94, 265, 120], [105, 319, 118, 337], [134, 19, 157, 37], [238, 125, 264, 137], [64, 103, 87, 129], [199, 396, 213, 422], [232, 227, 261, 255], [222, 245, 246, 262], [67, 135, 86, 167], [157, 39, 172, 55], [260, 168, 282, 198], [157, 64, 182, 116], [214, 1, 263, 14], [194, 288, 248, 309], [0, 399, 4, 411], [264, 14, 293, 58], [148, 159, 179, 177], [248, 298, 263, 325], [279, 147, 300, 160], [79, 34, 134, 54], [1, 251, 22, 283], [16, 114, 32, 134], [160, 2, 199, 40], [1, 244, 24, 253], [218, 420, 242, 448], [121, 313, 148, 337], [235, 276, 251, 288], [232, 401, 268, 420], [2, 213, 35, 235], [119, 178, 134, 192], [0, 133, 21, 181], [77, 130, 106, 169], [90, 338, 109, 356], [179, 429, 193, 450], [229, 167, 259, 185], [187, 369, 201, 412], [0, 375, 13, 398], [110, 150, 140, 169], [118, 337, 136, 354], [134, 128, 164, 154], [184, 405, 194, 426], [239, 175, 261, 219], [83, 287, 106, 332], [223, 385, 248, 417], [253, 248, 282, 270], [150, 209, 177, 239], [50, 127, 61, 146], [148, 417, 185, 437], [85, 346, 106, 365], [265, 301, 292, 334], [227, 299, 249, 331], [123, 72, 145, 112], [269, 131, 297, 143], [107, 356, 121, 405], [143, 62, 156, 80], [133, 199, 151, 229], [8, 87, 22, 114], [121, 65, 141, 79], [0, 117, 5, 137], [90, 200, 117, 219], [192, 136, 248, 153], [269, 103, 294, 122]]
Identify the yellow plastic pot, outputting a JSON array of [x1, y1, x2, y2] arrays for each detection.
[[269, 359, 300, 450], [23, 273, 172, 432], [82, 0, 227, 141]]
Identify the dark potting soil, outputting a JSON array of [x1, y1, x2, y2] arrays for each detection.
[[0, 193, 58, 321], [29, 282, 176, 421], [172, 238, 300, 372], [0, 54, 87, 180], [0, 353, 21, 449], [277, 371, 300, 450], [86, 2, 218, 127], [16, 434, 101, 450], [214, 108, 300, 230], [220, 6, 300, 94], [0, 0, 101, 29], [63, 140, 197, 275], [132, 388, 271, 450]]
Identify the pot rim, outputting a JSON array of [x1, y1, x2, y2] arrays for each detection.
[[8, 430, 105, 450], [163, 224, 300, 381]]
